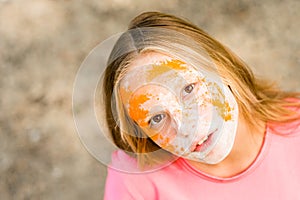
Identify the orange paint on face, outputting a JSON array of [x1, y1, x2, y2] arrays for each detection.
[[163, 59, 187, 70], [128, 94, 150, 127], [146, 63, 171, 81], [150, 133, 159, 141], [146, 59, 188, 81], [150, 132, 171, 149], [119, 87, 132, 104], [210, 87, 233, 121], [211, 99, 232, 121], [223, 101, 232, 121]]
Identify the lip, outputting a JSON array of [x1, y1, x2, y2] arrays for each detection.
[[190, 129, 218, 152]]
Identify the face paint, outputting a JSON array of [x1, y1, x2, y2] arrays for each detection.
[[119, 53, 239, 165]]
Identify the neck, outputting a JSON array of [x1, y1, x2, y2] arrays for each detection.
[[186, 116, 266, 178]]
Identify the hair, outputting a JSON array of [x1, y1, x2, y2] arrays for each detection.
[[102, 11, 300, 167]]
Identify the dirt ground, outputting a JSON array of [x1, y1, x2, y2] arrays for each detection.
[[0, 0, 299, 199]]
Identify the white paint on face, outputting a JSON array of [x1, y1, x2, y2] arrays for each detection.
[[119, 52, 239, 165]]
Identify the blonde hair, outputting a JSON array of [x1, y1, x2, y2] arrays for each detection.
[[103, 11, 300, 167]]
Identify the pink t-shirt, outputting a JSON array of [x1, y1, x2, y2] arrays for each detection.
[[104, 114, 300, 199]]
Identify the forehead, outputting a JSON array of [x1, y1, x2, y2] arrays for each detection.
[[127, 51, 172, 69], [119, 52, 203, 95]]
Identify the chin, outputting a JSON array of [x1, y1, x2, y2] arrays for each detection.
[[199, 144, 233, 165], [201, 155, 226, 165]]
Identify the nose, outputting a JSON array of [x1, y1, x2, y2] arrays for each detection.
[[179, 131, 189, 137], [171, 115, 188, 137]]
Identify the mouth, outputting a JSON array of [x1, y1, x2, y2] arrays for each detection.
[[191, 129, 218, 153]]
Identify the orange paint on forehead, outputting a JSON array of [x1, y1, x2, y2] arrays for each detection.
[[146, 59, 188, 81], [163, 59, 187, 70], [128, 94, 150, 127]]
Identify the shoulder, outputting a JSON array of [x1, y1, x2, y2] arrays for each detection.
[[268, 98, 300, 136], [104, 150, 157, 199], [104, 150, 185, 199], [109, 150, 140, 172]]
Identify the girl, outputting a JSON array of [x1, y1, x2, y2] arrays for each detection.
[[103, 12, 300, 199]]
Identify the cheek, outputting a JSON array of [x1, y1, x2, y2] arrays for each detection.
[[209, 83, 234, 122], [182, 84, 211, 120], [211, 100, 233, 121], [149, 122, 177, 149], [128, 94, 151, 127], [186, 81, 234, 123]]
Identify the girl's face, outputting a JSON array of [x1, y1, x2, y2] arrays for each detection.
[[119, 52, 239, 164]]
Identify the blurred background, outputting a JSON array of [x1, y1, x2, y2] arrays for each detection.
[[0, 0, 299, 199]]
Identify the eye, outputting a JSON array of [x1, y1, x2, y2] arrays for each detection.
[[149, 113, 165, 126], [182, 83, 195, 96]]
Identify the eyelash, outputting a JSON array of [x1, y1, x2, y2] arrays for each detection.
[[149, 113, 166, 128]]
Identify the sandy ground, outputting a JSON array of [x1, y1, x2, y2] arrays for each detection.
[[0, 0, 299, 199]]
